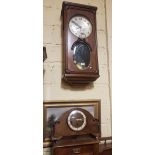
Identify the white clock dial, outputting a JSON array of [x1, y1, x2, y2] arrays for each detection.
[[69, 16, 92, 39], [67, 110, 87, 131]]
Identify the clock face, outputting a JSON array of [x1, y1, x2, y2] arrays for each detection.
[[69, 15, 92, 39], [67, 110, 87, 131]]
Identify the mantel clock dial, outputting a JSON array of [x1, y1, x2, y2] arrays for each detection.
[[67, 110, 87, 131]]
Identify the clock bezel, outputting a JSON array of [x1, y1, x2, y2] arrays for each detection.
[[67, 110, 87, 131], [69, 15, 93, 39]]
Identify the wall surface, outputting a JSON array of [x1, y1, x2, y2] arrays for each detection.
[[43, 0, 111, 154], [105, 0, 112, 129]]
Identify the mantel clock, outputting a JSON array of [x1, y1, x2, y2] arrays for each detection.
[[61, 1, 99, 84], [52, 108, 100, 155]]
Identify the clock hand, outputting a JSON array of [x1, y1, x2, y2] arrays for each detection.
[[72, 21, 81, 29], [76, 118, 83, 121]]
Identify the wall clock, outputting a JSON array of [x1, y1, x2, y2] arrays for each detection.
[[61, 1, 99, 84]]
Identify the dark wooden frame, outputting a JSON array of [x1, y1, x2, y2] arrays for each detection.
[[43, 46, 47, 62], [43, 100, 101, 147]]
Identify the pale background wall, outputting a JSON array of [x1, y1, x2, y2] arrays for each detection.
[[43, 0, 111, 154]]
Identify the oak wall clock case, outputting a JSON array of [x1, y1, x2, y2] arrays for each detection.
[[61, 1, 100, 84]]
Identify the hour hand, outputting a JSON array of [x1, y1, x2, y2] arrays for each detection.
[[76, 118, 83, 122]]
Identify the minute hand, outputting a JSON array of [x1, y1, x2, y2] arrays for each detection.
[[72, 21, 81, 29]]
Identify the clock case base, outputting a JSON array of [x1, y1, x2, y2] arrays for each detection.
[[63, 73, 99, 85], [52, 135, 99, 155]]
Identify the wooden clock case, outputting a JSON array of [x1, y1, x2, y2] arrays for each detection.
[[52, 108, 100, 139], [51, 108, 100, 155], [61, 1, 99, 84]]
